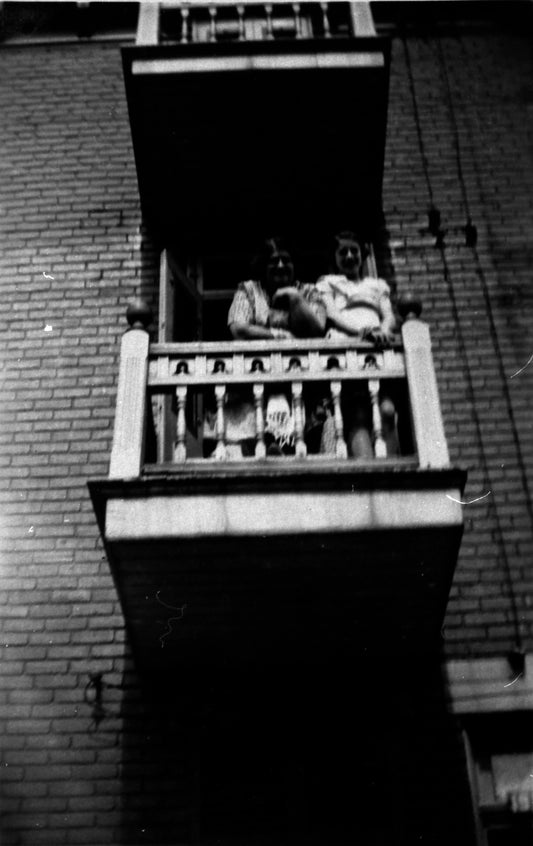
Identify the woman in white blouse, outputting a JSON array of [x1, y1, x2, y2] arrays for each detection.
[[316, 231, 395, 347]]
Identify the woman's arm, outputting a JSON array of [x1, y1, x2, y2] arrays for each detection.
[[229, 322, 292, 340], [228, 282, 293, 340]]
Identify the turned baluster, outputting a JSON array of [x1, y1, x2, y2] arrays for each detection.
[[214, 385, 227, 460], [237, 4, 245, 40], [320, 2, 331, 37], [264, 4, 274, 39], [368, 379, 386, 458], [208, 5, 217, 41], [180, 7, 189, 43], [253, 384, 266, 458], [291, 382, 307, 458], [292, 3, 302, 37], [174, 386, 188, 463], [330, 381, 348, 459]]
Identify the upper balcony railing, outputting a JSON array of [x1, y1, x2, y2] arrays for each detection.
[[136, 2, 377, 46], [108, 299, 450, 479]]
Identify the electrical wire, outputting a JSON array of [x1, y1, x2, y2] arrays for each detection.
[[404, 33, 524, 653], [402, 33, 435, 208], [447, 32, 533, 528], [438, 37, 533, 652], [435, 39, 471, 222], [438, 244, 524, 654]]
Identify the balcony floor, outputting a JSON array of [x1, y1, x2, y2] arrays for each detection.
[[90, 463, 465, 672]]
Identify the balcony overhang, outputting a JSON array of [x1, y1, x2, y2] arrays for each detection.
[[90, 463, 466, 674], [121, 37, 390, 243]]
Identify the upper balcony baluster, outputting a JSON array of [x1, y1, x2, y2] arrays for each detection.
[[137, 2, 375, 46]]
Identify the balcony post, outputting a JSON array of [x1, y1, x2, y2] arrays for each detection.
[[136, 2, 160, 45], [349, 2, 377, 36], [109, 302, 151, 480], [401, 300, 450, 468]]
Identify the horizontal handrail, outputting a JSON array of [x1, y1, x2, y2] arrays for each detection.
[[150, 336, 402, 355], [148, 337, 405, 390]]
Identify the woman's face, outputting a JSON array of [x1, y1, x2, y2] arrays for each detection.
[[335, 239, 362, 279], [264, 250, 294, 291]]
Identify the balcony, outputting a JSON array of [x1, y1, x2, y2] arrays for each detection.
[[135, 2, 378, 46], [90, 300, 466, 673], [121, 2, 390, 243]]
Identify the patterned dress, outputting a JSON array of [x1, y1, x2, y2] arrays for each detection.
[[226, 279, 323, 453]]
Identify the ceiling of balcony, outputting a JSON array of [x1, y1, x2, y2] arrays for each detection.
[[122, 38, 390, 247]]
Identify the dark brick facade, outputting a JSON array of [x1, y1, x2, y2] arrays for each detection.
[[1, 17, 532, 846], [0, 43, 153, 845], [383, 30, 533, 658]]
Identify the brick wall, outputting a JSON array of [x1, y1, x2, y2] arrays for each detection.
[[0, 43, 161, 845], [0, 21, 532, 846], [383, 29, 533, 659]]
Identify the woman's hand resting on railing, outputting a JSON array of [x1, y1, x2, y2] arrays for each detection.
[[360, 327, 396, 349]]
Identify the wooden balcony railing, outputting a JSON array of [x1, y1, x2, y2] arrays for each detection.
[[109, 301, 450, 479], [136, 2, 377, 46]]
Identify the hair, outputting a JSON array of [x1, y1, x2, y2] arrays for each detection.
[[250, 236, 292, 280], [333, 230, 370, 262]]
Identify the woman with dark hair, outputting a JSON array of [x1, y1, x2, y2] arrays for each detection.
[[228, 237, 326, 340], [223, 238, 326, 456]]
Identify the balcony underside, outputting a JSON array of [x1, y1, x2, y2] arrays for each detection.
[[90, 464, 465, 672], [122, 38, 390, 243]]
